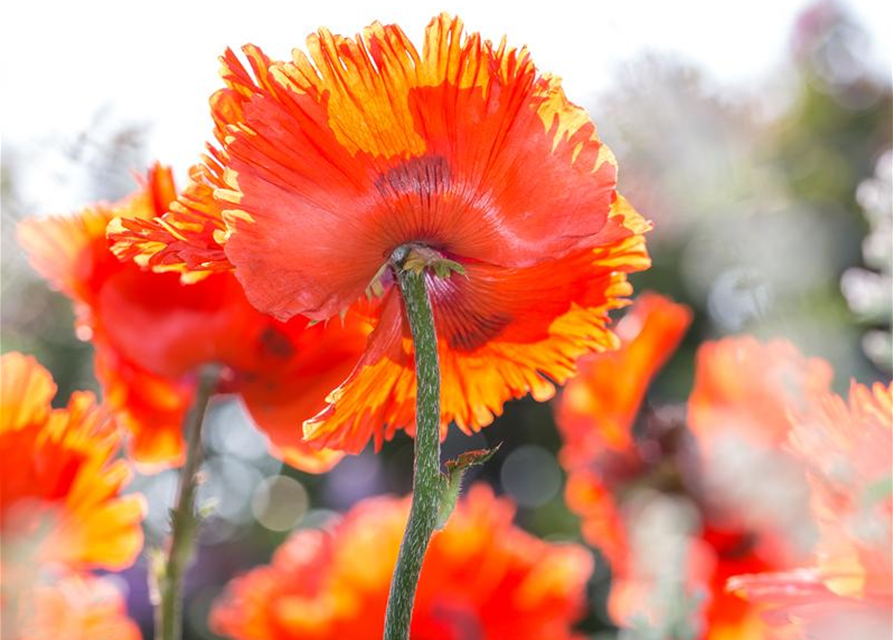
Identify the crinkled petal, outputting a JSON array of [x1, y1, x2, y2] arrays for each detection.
[[26, 166, 372, 473], [92, 346, 192, 469], [0, 352, 56, 433], [556, 293, 691, 468], [211, 485, 591, 640], [0, 354, 145, 575], [112, 15, 626, 322], [109, 154, 232, 279], [305, 198, 650, 452], [238, 314, 371, 473]]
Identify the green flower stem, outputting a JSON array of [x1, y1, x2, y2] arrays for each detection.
[[155, 366, 218, 640], [383, 265, 442, 640]]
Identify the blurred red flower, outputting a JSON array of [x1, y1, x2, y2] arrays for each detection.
[[556, 292, 692, 466], [557, 324, 837, 639], [0, 352, 143, 637], [729, 381, 892, 640], [687, 338, 829, 569], [688, 336, 834, 450], [109, 14, 651, 454], [19, 165, 370, 472], [0, 352, 145, 578], [14, 575, 140, 640], [211, 485, 592, 640]]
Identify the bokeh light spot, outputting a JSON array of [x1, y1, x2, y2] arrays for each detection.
[[251, 475, 309, 532], [500, 444, 563, 509]]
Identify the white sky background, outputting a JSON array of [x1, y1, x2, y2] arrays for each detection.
[[2, 0, 890, 179]]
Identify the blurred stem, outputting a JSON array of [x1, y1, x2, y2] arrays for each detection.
[[155, 366, 218, 640], [383, 265, 442, 640]]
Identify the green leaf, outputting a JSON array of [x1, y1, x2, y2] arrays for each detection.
[[436, 444, 501, 530]]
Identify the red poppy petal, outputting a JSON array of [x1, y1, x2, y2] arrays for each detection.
[[0, 352, 56, 433], [0, 354, 146, 574], [305, 198, 650, 452], [93, 346, 192, 470], [132, 16, 628, 322], [556, 293, 692, 467], [688, 337, 834, 450], [109, 154, 233, 279], [211, 485, 591, 640], [239, 315, 370, 473]]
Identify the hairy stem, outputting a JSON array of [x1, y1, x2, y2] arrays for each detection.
[[383, 266, 442, 640], [155, 366, 218, 640]]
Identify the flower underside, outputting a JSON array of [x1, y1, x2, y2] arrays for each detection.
[[109, 14, 653, 452]]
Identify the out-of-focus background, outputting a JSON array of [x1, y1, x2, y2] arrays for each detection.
[[1, 0, 891, 638]]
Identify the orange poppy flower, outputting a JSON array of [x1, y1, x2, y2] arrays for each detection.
[[728, 381, 893, 640], [210, 484, 592, 640], [109, 14, 651, 453], [0, 352, 145, 582], [556, 292, 691, 467], [19, 164, 370, 471], [13, 574, 141, 640]]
